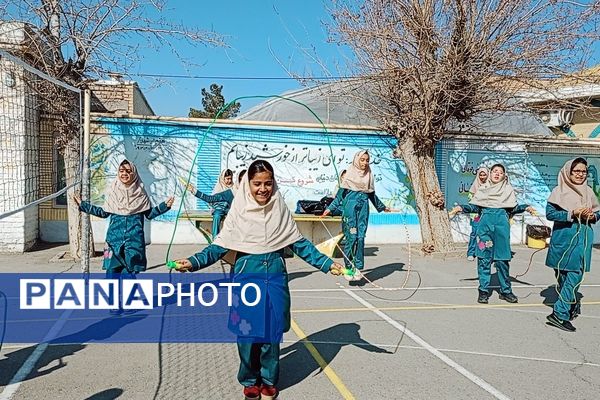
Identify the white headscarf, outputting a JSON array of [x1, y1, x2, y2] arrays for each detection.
[[212, 169, 234, 194], [103, 160, 152, 215], [340, 150, 375, 193], [213, 166, 303, 254], [469, 167, 489, 195], [470, 168, 517, 209], [548, 159, 600, 212]]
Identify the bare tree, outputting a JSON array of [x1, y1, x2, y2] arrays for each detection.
[[328, 0, 600, 253], [0, 0, 225, 258]]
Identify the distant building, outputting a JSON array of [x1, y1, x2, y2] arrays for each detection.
[[521, 66, 600, 138], [89, 74, 154, 116]]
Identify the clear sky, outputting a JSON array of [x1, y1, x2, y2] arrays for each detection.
[[129, 1, 600, 118], [132, 0, 349, 117]]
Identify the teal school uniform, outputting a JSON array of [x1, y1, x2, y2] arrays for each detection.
[[545, 202, 600, 320], [187, 238, 333, 387], [194, 189, 234, 238], [327, 189, 386, 270], [79, 201, 170, 273], [461, 204, 528, 294]]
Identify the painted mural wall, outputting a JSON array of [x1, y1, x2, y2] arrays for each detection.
[[439, 140, 600, 242], [89, 119, 419, 247], [443, 145, 600, 214], [220, 139, 415, 219], [86, 118, 600, 245], [89, 133, 199, 223]]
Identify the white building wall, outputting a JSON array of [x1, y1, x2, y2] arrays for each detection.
[[0, 60, 39, 252]]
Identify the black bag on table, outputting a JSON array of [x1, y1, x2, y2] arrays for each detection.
[[295, 196, 334, 215], [526, 224, 551, 240]]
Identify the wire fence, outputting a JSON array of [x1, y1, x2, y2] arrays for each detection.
[[0, 48, 82, 251]]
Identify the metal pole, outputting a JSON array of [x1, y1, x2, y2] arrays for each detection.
[[81, 89, 91, 274]]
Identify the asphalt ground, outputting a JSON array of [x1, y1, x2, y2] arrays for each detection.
[[0, 242, 598, 400]]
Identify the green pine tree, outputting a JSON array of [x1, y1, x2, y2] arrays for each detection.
[[189, 83, 241, 119]]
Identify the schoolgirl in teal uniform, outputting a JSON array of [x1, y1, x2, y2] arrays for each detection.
[[74, 159, 173, 275], [174, 160, 343, 400], [545, 158, 600, 332], [74, 160, 173, 313], [188, 169, 235, 238], [323, 151, 390, 278], [452, 164, 535, 304]]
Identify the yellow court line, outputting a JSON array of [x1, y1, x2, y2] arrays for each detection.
[[291, 301, 600, 314], [290, 319, 356, 400]]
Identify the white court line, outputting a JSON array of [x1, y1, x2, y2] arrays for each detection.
[[290, 283, 600, 293], [353, 297, 600, 320], [292, 295, 357, 300], [0, 310, 72, 400], [341, 287, 512, 400], [281, 340, 600, 368], [348, 296, 600, 320], [435, 348, 600, 368]]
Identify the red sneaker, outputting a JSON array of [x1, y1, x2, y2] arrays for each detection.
[[261, 384, 279, 400], [243, 385, 260, 400]]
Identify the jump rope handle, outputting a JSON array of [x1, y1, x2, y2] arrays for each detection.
[[447, 202, 459, 218], [178, 176, 189, 187]]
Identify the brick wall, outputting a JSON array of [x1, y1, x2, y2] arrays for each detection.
[[89, 80, 154, 116], [89, 81, 131, 115]]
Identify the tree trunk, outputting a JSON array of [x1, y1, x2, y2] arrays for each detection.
[[64, 137, 94, 259], [64, 139, 82, 259], [398, 137, 455, 253], [44, 0, 93, 258]]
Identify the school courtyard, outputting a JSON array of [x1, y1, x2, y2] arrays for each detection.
[[0, 243, 598, 400]]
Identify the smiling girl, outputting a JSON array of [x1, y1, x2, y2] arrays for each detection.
[[545, 158, 600, 332], [73, 160, 173, 312], [174, 159, 343, 400]]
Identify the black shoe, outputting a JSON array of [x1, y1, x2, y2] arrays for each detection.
[[477, 290, 489, 304], [546, 313, 576, 332], [499, 293, 518, 303]]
